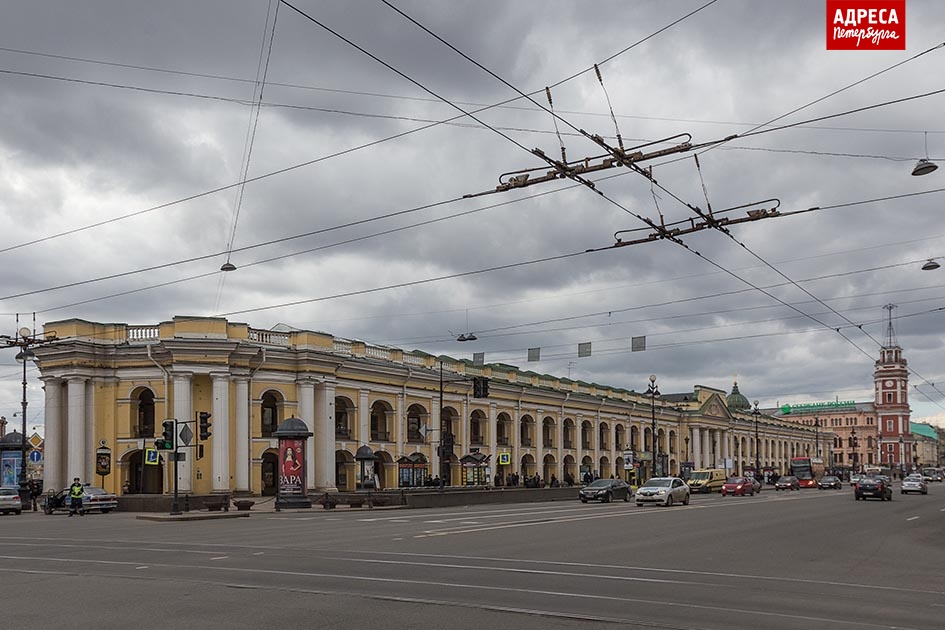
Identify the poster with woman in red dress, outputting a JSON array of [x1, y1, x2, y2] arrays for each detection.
[[279, 439, 305, 494]]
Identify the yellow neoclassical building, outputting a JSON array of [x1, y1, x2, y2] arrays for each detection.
[[32, 316, 824, 496]]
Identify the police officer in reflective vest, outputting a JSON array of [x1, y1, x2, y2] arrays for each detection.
[[68, 477, 85, 516]]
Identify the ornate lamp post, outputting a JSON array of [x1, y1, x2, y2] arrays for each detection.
[[752, 401, 761, 480], [851, 427, 858, 474], [2, 326, 46, 508], [647, 375, 660, 479]]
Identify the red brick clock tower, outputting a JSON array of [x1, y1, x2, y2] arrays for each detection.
[[874, 304, 912, 475]]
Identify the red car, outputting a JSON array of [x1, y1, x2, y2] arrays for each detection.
[[721, 476, 756, 496]]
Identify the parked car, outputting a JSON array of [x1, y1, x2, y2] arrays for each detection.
[[578, 478, 631, 503], [43, 485, 118, 514], [774, 476, 800, 491], [901, 474, 928, 495], [818, 475, 843, 490], [635, 477, 690, 507], [854, 476, 892, 501], [721, 477, 756, 496], [0, 487, 22, 515]]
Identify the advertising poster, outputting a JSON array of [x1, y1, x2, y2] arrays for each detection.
[[1, 451, 21, 487], [279, 438, 305, 495]]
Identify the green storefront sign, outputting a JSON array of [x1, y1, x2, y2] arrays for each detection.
[[780, 400, 856, 414]]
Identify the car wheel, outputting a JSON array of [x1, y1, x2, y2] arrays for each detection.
[[604, 492, 612, 503], [635, 502, 643, 507], [665, 495, 674, 507], [623, 493, 630, 502], [683, 493, 690, 505], [15, 509, 22, 515], [580, 498, 587, 503], [101, 508, 112, 513], [750, 489, 755, 496], [922, 490, 928, 495]]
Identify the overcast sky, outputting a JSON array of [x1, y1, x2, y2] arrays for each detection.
[[2, 0, 944, 435]]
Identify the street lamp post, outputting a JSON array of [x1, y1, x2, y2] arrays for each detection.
[[3, 326, 46, 509], [684, 435, 690, 462], [814, 417, 819, 459], [851, 427, 857, 474], [896, 440, 906, 479], [752, 401, 761, 481], [647, 375, 660, 480]]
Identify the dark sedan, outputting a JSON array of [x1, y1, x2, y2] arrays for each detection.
[[578, 478, 631, 503], [854, 476, 892, 501], [774, 475, 800, 491], [818, 475, 843, 490]]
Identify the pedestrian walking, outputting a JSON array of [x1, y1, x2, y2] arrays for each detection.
[[68, 477, 85, 516]]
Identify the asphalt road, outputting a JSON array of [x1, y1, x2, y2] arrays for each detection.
[[2, 482, 943, 630]]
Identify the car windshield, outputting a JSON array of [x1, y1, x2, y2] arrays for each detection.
[[822, 477, 838, 482], [585, 479, 611, 488], [780, 477, 797, 482], [726, 477, 745, 484], [643, 478, 672, 488], [0, 488, 18, 496], [905, 475, 923, 481], [689, 472, 711, 480]]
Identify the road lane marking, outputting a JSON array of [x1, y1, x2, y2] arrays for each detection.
[[135, 566, 148, 570], [210, 556, 229, 560], [906, 516, 919, 521], [0, 559, 922, 630]]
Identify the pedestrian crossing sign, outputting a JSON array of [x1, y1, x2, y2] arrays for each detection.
[[144, 448, 159, 466]]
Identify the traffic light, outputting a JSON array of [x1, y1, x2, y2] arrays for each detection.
[[155, 419, 175, 450], [198, 411, 212, 441], [473, 377, 490, 398]]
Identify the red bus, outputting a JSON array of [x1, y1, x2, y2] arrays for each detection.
[[790, 457, 825, 488]]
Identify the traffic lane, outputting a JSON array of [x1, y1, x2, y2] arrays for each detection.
[[1, 538, 942, 630], [0, 571, 607, 630]]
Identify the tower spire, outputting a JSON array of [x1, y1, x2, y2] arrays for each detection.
[[883, 303, 898, 348]]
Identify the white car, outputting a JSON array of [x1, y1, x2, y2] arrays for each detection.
[[635, 477, 690, 507], [0, 487, 23, 515], [901, 474, 928, 495]]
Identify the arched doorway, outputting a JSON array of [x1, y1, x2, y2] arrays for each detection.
[[520, 453, 536, 477], [374, 450, 394, 489], [542, 453, 556, 484], [563, 454, 576, 485], [336, 450, 354, 491], [599, 455, 611, 479], [261, 451, 278, 496], [124, 449, 163, 494]]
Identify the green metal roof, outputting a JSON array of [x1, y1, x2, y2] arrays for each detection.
[[910, 422, 940, 439]]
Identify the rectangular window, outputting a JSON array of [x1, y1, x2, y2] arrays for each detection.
[[886, 393, 893, 403], [887, 419, 894, 433], [887, 444, 894, 453]]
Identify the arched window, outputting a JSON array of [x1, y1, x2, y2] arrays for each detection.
[[261, 392, 280, 437], [133, 389, 155, 438]]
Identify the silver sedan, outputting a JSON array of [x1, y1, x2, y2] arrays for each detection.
[[635, 477, 690, 507], [901, 474, 928, 495]]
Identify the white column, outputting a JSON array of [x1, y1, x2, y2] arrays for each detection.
[[172, 373, 193, 494], [314, 381, 337, 491], [488, 403, 498, 484], [358, 390, 369, 443], [575, 417, 583, 480], [234, 378, 250, 493], [722, 430, 731, 473], [66, 378, 86, 483], [298, 379, 316, 491], [556, 412, 565, 481], [431, 395, 440, 478], [42, 378, 62, 491], [85, 380, 95, 482], [692, 426, 702, 469], [461, 397, 469, 455], [211, 373, 231, 493]]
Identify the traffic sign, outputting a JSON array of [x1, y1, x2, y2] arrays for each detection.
[[498, 452, 511, 465], [179, 424, 194, 446], [144, 448, 159, 466], [28, 449, 42, 463]]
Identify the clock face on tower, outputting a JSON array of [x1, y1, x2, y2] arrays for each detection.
[[884, 380, 894, 387]]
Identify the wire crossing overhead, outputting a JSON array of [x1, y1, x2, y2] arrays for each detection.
[[465, 134, 694, 199]]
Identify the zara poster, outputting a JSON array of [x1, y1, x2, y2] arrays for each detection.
[[1, 451, 21, 487], [279, 439, 305, 495]]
